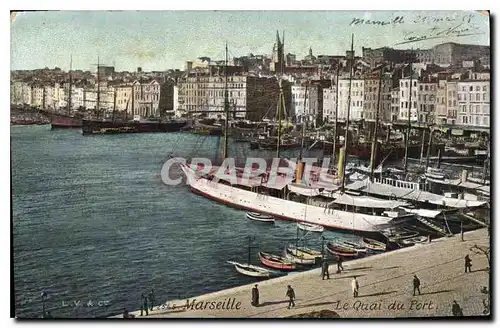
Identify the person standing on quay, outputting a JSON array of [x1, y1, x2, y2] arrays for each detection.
[[148, 289, 156, 311], [322, 258, 330, 280], [252, 284, 260, 307], [351, 277, 359, 298], [286, 285, 296, 309], [413, 275, 421, 296], [451, 300, 463, 316], [140, 294, 149, 316], [337, 256, 344, 273], [465, 255, 472, 273]]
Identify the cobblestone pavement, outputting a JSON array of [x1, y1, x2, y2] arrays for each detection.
[[115, 229, 490, 319]]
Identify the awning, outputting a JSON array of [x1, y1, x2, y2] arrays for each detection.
[[328, 192, 409, 209], [288, 183, 321, 197]]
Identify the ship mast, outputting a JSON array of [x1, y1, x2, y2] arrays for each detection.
[[299, 83, 308, 160], [222, 41, 230, 160], [67, 55, 73, 115], [331, 64, 340, 166], [369, 64, 384, 181], [340, 34, 354, 193], [403, 51, 414, 177]]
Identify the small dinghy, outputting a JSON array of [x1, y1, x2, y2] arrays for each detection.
[[297, 222, 324, 233], [362, 237, 387, 252], [400, 236, 428, 246], [288, 246, 323, 258], [226, 261, 273, 278], [246, 212, 275, 223], [326, 242, 358, 258], [336, 240, 367, 253], [284, 247, 317, 265], [382, 228, 420, 243], [258, 252, 296, 271]]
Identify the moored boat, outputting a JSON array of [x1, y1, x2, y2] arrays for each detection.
[[258, 252, 296, 271], [336, 240, 367, 253], [362, 237, 387, 252], [287, 246, 322, 258], [297, 222, 324, 233], [246, 212, 275, 223], [226, 261, 273, 278], [284, 247, 317, 265], [381, 228, 420, 243], [326, 242, 358, 258], [400, 236, 428, 246]]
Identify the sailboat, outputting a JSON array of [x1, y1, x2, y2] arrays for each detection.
[[51, 55, 83, 129], [227, 237, 274, 278], [178, 36, 411, 233]]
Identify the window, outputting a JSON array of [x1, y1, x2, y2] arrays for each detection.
[[483, 85, 487, 91], [483, 93, 487, 101], [484, 117, 488, 126], [469, 94, 473, 101], [476, 86, 480, 91], [470, 86, 473, 91], [458, 94, 462, 101], [401, 91, 404, 97], [476, 93, 480, 101], [419, 85, 423, 91], [476, 116, 479, 125], [453, 100, 456, 107], [414, 81, 417, 87], [406, 82, 409, 88]]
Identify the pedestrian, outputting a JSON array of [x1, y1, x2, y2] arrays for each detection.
[[413, 275, 421, 296], [465, 255, 472, 273], [148, 289, 156, 311], [286, 285, 295, 309], [351, 277, 359, 298], [123, 308, 130, 318], [322, 258, 330, 280], [451, 300, 463, 316], [140, 294, 149, 316], [251, 284, 259, 307], [337, 256, 344, 273]]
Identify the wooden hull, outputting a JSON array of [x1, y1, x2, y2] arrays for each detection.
[[297, 222, 324, 233], [337, 240, 367, 253], [258, 252, 296, 271], [362, 237, 387, 252], [227, 261, 272, 278], [284, 248, 316, 265], [326, 243, 358, 258], [246, 212, 275, 222], [401, 236, 427, 246]]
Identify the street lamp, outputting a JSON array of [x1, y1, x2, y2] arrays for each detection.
[[41, 291, 47, 318]]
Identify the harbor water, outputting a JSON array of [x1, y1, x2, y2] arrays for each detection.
[[11, 125, 481, 318], [12, 125, 342, 318]]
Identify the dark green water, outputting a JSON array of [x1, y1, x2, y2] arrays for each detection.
[[12, 125, 347, 318]]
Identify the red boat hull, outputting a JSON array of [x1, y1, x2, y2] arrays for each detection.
[[326, 243, 358, 258], [258, 252, 295, 271]]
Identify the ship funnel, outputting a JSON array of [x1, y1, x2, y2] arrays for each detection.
[[338, 147, 346, 180], [296, 160, 305, 182]]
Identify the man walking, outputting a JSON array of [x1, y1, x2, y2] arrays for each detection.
[[251, 284, 260, 307], [413, 275, 421, 296], [322, 258, 330, 280], [286, 285, 296, 309], [148, 289, 156, 311], [464, 255, 472, 273], [352, 277, 359, 298], [337, 256, 344, 273]]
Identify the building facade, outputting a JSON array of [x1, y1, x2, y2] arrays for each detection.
[[416, 81, 437, 124], [456, 80, 490, 127], [322, 86, 337, 122], [398, 78, 418, 122]]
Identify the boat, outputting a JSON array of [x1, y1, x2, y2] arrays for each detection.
[[336, 240, 367, 253], [326, 242, 358, 258], [258, 252, 296, 271], [246, 212, 275, 223], [297, 222, 324, 233], [82, 118, 187, 135], [400, 235, 428, 246], [286, 246, 322, 259], [226, 261, 272, 278], [284, 247, 316, 265], [362, 237, 387, 252], [381, 228, 420, 243]]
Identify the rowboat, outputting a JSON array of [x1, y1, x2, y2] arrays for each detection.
[[287, 246, 323, 258], [226, 261, 273, 278], [400, 236, 428, 246], [297, 222, 324, 233], [381, 228, 420, 243], [362, 237, 387, 252], [336, 240, 367, 253], [284, 247, 317, 265], [326, 242, 358, 258], [246, 212, 275, 223], [258, 252, 296, 271]]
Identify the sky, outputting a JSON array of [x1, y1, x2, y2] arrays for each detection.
[[10, 10, 490, 72]]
